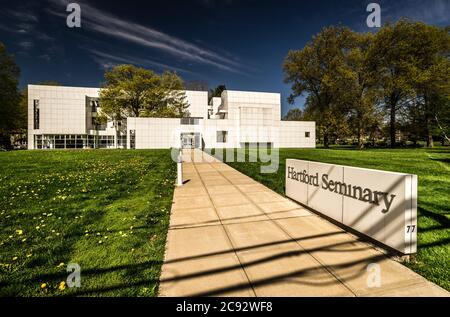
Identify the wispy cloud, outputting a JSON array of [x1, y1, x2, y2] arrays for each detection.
[[46, 0, 252, 74], [6, 10, 39, 23], [85, 48, 195, 74], [0, 5, 55, 54], [381, 0, 450, 25], [17, 41, 34, 50]]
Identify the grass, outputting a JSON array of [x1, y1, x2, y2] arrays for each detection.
[[215, 146, 450, 292], [0, 150, 176, 297]]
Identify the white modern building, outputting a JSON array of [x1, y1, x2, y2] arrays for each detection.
[[28, 85, 316, 150]]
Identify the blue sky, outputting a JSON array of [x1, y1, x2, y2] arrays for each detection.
[[0, 0, 449, 116]]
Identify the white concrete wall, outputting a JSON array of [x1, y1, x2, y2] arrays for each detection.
[[203, 119, 241, 149], [278, 121, 316, 148], [127, 117, 181, 149], [220, 91, 281, 146], [211, 97, 221, 115], [185, 91, 208, 119], [28, 85, 100, 149]]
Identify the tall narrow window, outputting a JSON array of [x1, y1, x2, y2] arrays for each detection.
[[216, 131, 228, 143], [91, 100, 97, 113], [33, 100, 40, 130], [130, 130, 136, 149]]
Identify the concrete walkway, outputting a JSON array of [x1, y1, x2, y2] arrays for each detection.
[[159, 150, 449, 297]]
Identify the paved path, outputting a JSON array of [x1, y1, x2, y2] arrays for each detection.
[[159, 150, 449, 297]]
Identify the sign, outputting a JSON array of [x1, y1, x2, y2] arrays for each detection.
[[286, 159, 417, 254]]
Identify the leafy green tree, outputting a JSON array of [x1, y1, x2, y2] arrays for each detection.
[[283, 108, 304, 121], [0, 43, 22, 149], [302, 94, 350, 146], [367, 20, 425, 147], [99, 65, 189, 122], [406, 23, 450, 147], [338, 32, 381, 148], [283, 26, 357, 147], [431, 92, 450, 146]]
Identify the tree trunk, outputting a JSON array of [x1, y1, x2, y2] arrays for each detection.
[[323, 133, 329, 148], [423, 94, 434, 148], [425, 114, 434, 148], [427, 134, 434, 148], [390, 101, 397, 148], [357, 125, 364, 149]]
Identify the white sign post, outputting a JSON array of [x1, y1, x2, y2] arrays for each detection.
[[177, 149, 183, 187], [286, 159, 417, 254]]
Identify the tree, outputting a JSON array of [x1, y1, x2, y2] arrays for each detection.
[[0, 43, 22, 149], [367, 20, 423, 147], [406, 23, 450, 147], [99, 65, 189, 121], [185, 80, 209, 91], [209, 85, 226, 103], [283, 26, 357, 147], [431, 92, 450, 146], [302, 94, 351, 146], [283, 108, 304, 121], [339, 32, 381, 148]]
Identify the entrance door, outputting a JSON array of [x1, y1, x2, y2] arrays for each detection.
[[181, 133, 201, 149], [181, 133, 195, 149]]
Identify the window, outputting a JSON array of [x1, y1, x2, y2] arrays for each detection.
[[90, 99, 99, 112], [130, 130, 136, 149], [216, 131, 228, 143], [305, 132, 310, 138], [92, 117, 106, 131], [181, 117, 201, 125], [33, 100, 40, 130]]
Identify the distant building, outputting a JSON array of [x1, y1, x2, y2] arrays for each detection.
[[28, 85, 316, 150]]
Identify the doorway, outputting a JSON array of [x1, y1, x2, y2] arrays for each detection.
[[181, 133, 201, 149]]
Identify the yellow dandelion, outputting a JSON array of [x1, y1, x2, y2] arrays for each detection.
[[40, 283, 47, 289], [58, 281, 66, 291], [16, 229, 23, 235], [12, 256, 18, 261]]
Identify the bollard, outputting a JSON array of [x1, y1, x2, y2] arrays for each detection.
[[177, 149, 183, 187]]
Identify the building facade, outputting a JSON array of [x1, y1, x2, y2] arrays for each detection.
[[28, 85, 316, 150]]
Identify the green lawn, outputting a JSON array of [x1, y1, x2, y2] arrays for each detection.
[[217, 147, 450, 292], [0, 150, 176, 297]]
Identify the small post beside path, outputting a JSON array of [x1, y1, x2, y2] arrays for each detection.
[[177, 148, 183, 187]]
